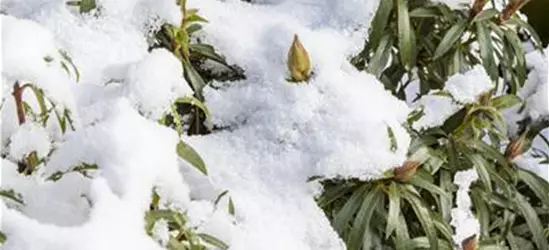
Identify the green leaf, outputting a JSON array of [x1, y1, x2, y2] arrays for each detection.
[[396, 0, 416, 70], [59, 50, 80, 82], [368, 0, 393, 49], [467, 154, 493, 192], [515, 193, 548, 250], [439, 170, 453, 222], [395, 213, 411, 250], [228, 197, 235, 215], [402, 190, 439, 250], [174, 96, 211, 124], [0, 189, 24, 205], [468, 139, 509, 168], [80, 0, 96, 13], [347, 186, 382, 250], [176, 140, 207, 175], [182, 59, 206, 100], [507, 17, 543, 49], [186, 23, 203, 35], [189, 43, 228, 66], [517, 168, 549, 208], [317, 182, 356, 207], [472, 8, 499, 23], [386, 183, 401, 239], [0, 231, 5, 244], [471, 189, 490, 237], [333, 184, 368, 234], [433, 19, 467, 59], [184, 12, 208, 24], [409, 7, 439, 18], [198, 233, 228, 250], [387, 125, 398, 152], [490, 95, 522, 110], [408, 237, 453, 250], [410, 173, 450, 200], [476, 21, 498, 81], [367, 34, 393, 78]]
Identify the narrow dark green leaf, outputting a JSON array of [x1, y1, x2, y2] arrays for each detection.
[[517, 168, 549, 208], [347, 187, 382, 250], [468, 154, 493, 192], [476, 21, 498, 80], [515, 193, 548, 250], [0, 189, 24, 205], [410, 174, 450, 199], [433, 20, 467, 59], [174, 96, 211, 123], [369, 0, 394, 49], [189, 43, 228, 65], [80, 0, 96, 13], [367, 34, 393, 77], [317, 182, 356, 207], [333, 184, 368, 234], [198, 233, 228, 250], [177, 140, 207, 175], [228, 197, 235, 215], [472, 8, 499, 23], [490, 95, 522, 110], [439, 170, 453, 222], [507, 17, 543, 49], [182, 59, 206, 100], [469, 139, 508, 168], [386, 183, 400, 239], [396, 0, 416, 70], [395, 213, 410, 250], [471, 189, 490, 237], [402, 191, 439, 250], [409, 7, 439, 18], [0, 231, 5, 244], [387, 125, 398, 152]]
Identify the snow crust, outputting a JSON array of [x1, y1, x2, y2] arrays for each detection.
[[450, 169, 480, 247]]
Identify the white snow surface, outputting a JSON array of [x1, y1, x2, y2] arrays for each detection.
[[450, 169, 480, 247], [0, 0, 415, 250], [444, 65, 494, 104]]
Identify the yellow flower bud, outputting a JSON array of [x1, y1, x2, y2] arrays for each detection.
[[287, 34, 311, 82]]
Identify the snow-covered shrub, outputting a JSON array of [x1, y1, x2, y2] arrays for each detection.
[[319, 0, 549, 250]]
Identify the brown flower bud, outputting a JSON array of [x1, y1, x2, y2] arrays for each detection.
[[287, 34, 311, 82], [505, 135, 526, 160], [393, 161, 420, 182], [462, 235, 477, 250]]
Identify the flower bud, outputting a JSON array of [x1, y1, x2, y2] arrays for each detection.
[[505, 135, 526, 160], [462, 235, 477, 250], [393, 161, 420, 182], [287, 34, 311, 82]]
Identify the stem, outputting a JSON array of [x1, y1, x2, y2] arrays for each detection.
[[12, 81, 40, 174], [12, 81, 26, 125]]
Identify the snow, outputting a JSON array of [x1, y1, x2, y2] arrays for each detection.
[[450, 169, 480, 247], [412, 94, 461, 130], [151, 219, 170, 247], [123, 49, 194, 120], [1, 0, 412, 249], [8, 123, 51, 160], [444, 65, 494, 104]]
